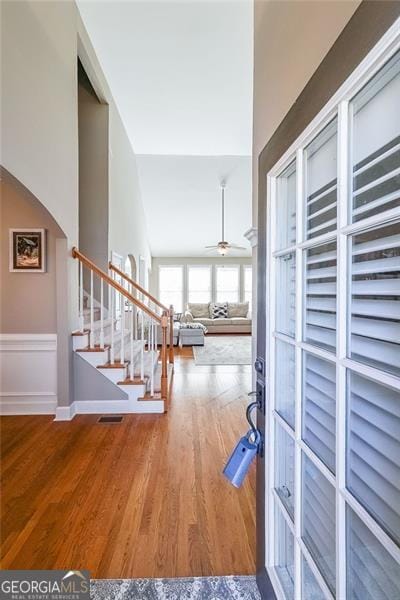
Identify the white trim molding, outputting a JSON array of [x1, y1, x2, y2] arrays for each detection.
[[0, 334, 57, 415], [244, 226, 258, 247]]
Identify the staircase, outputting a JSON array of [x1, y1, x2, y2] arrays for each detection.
[[72, 247, 174, 414]]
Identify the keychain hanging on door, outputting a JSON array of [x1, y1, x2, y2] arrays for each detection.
[[223, 397, 262, 488]]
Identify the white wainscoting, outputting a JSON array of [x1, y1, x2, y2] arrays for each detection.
[[0, 334, 57, 415]]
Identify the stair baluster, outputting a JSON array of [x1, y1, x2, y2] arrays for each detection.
[[89, 269, 94, 348], [150, 319, 155, 396], [120, 292, 125, 364], [130, 307, 134, 380], [79, 261, 84, 332], [140, 311, 144, 381], [110, 282, 115, 364], [100, 278, 104, 350]]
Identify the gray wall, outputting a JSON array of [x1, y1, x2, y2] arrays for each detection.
[[73, 353, 127, 402], [0, 172, 65, 334], [78, 64, 109, 274]]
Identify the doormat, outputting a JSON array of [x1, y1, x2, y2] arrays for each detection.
[[91, 575, 261, 599]]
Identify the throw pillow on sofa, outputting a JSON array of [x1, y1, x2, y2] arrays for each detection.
[[210, 302, 228, 319], [187, 302, 210, 318], [227, 302, 249, 318]]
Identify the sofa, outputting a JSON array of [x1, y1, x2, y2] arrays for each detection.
[[156, 320, 180, 345], [183, 302, 252, 334]]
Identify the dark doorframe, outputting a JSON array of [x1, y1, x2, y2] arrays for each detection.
[[255, 2, 400, 596]]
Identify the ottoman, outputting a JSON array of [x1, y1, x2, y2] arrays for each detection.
[[179, 326, 205, 347]]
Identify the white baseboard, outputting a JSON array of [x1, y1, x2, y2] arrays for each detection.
[[54, 403, 76, 421], [75, 399, 132, 414], [53, 398, 165, 420], [0, 393, 57, 415]]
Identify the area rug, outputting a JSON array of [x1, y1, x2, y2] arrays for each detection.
[[91, 576, 261, 599], [193, 335, 252, 365]]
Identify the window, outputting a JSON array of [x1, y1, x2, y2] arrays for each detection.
[[188, 266, 211, 303], [216, 266, 239, 302], [276, 160, 296, 250], [244, 266, 252, 304], [158, 266, 183, 313], [266, 42, 400, 600]]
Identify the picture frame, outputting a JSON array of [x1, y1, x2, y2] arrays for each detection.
[[9, 228, 46, 273]]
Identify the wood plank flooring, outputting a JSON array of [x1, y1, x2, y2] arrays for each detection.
[[0, 346, 255, 578]]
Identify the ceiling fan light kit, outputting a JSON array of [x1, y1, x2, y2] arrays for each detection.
[[205, 183, 246, 256]]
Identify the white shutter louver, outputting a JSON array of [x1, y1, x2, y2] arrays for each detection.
[[347, 507, 400, 600], [350, 221, 400, 376], [351, 50, 400, 223], [275, 340, 296, 428], [305, 119, 338, 240], [302, 557, 325, 599], [275, 502, 295, 599], [302, 454, 336, 593], [276, 161, 296, 251], [347, 372, 400, 545], [275, 423, 295, 518], [305, 241, 337, 353], [276, 252, 296, 338], [303, 353, 336, 473]]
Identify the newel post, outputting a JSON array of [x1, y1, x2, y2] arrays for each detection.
[[169, 305, 175, 364], [161, 310, 168, 408]]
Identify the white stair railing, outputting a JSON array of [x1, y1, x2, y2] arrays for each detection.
[[73, 247, 169, 405], [108, 262, 175, 367]]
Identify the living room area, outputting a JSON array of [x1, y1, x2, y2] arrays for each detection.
[[150, 258, 253, 366]]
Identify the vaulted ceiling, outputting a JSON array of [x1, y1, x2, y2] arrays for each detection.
[[77, 0, 253, 256]]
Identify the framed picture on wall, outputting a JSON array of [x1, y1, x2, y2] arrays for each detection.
[[9, 228, 46, 272]]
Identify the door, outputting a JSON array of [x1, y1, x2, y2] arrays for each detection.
[[259, 43, 400, 599]]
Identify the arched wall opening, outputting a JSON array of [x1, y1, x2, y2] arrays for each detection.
[[0, 168, 72, 415]]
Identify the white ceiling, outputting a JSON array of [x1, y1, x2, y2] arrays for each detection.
[[136, 155, 252, 256], [77, 0, 253, 256]]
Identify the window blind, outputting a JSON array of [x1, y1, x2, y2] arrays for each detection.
[[351, 221, 400, 376], [305, 119, 338, 240], [276, 252, 296, 337], [303, 353, 336, 473], [276, 340, 296, 428], [302, 454, 336, 593], [347, 507, 400, 600], [276, 161, 296, 250], [351, 49, 400, 223], [275, 422, 295, 518], [305, 241, 337, 353], [347, 372, 400, 546]]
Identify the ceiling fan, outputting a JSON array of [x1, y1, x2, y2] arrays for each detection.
[[205, 182, 246, 256]]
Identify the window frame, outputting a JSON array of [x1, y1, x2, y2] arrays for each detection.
[[243, 265, 253, 304], [265, 21, 400, 600]]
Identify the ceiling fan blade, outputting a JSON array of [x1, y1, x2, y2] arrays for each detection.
[[227, 244, 247, 250], [205, 245, 219, 249]]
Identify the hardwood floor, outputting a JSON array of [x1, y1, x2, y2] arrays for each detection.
[[0, 346, 255, 578]]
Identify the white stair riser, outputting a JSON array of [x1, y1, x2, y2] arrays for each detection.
[[72, 333, 89, 351], [119, 383, 146, 397], [97, 366, 127, 384], [76, 348, 110, 367]]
